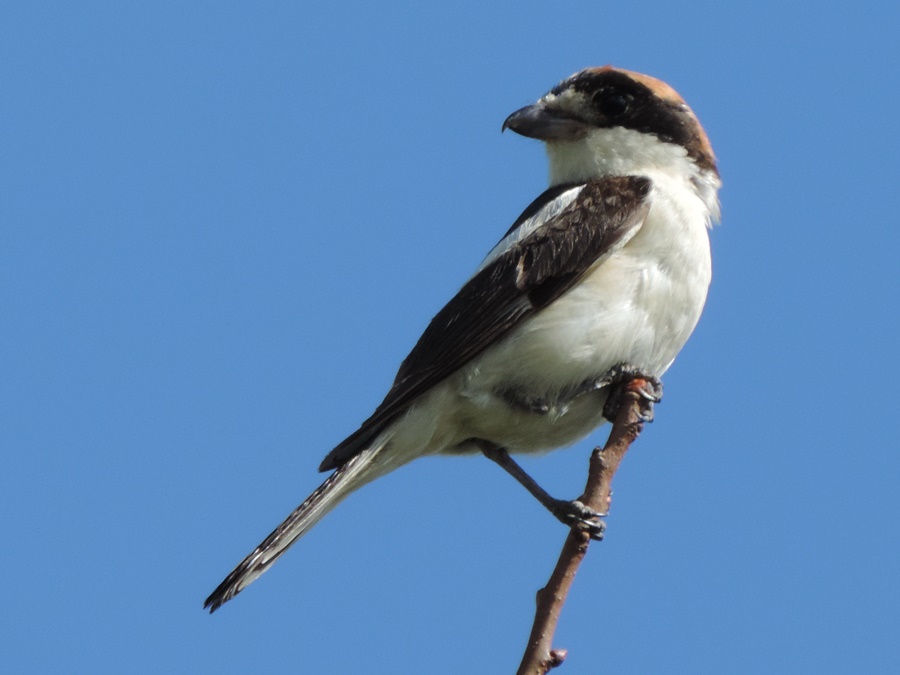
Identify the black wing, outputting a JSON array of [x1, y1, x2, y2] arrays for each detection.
[[319, 176, 651, 471]]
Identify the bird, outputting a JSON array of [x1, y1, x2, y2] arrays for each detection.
[[205, 66, 720, 613]]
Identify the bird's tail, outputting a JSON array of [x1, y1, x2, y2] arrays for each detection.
[[204, 445, 388, 613]]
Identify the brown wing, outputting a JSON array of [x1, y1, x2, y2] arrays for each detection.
[[319, 175, 651, 471]]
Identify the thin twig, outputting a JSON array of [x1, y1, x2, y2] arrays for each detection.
[[515, 381, 649, 675]]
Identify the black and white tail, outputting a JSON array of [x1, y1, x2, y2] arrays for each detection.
[[204, 448, 381, 612]]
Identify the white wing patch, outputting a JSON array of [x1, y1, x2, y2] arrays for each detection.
[[475, 185, 585, 273]]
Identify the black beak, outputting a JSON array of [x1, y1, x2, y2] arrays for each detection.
[[502, 102, 589, 141]]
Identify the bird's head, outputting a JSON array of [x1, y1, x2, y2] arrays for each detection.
[[503, 66, 718, 192]]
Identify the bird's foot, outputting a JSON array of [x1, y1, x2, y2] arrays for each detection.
[[478, 442, 607, 540], [599, 364, 663, 423], [548, 498, 606, 540], [500, 387, 551, 415]]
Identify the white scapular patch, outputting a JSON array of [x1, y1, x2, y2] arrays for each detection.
[[475, 185, 585, 273]]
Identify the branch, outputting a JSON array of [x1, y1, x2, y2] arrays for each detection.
[[515, 380, 650, 675]]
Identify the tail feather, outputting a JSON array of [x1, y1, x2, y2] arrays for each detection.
[[204, 449, 377, 613]]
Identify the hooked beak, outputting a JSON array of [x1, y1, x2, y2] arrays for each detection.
[[501, 102, 590, 141]]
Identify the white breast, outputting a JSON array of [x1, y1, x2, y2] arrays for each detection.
[[449, 170, 713, 453]]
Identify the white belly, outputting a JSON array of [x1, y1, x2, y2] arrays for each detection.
[[442, 189, 712, 454]]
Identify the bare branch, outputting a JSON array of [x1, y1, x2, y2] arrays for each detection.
[[515, 380, 650, 675]]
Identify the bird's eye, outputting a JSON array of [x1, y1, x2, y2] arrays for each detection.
[[596, 92, 629, 118]]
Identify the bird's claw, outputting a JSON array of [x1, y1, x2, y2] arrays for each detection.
[[549, 499, 607, 540], [600, 365, 663, 423]]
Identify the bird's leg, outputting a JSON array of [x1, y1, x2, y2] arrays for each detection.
[[598, 364, 663, 423], [476, 440, 606, 540]]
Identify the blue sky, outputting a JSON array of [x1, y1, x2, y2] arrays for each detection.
[[3, 2, 899, 673]]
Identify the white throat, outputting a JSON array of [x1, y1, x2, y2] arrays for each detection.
[[546, 127, 721, 223]]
